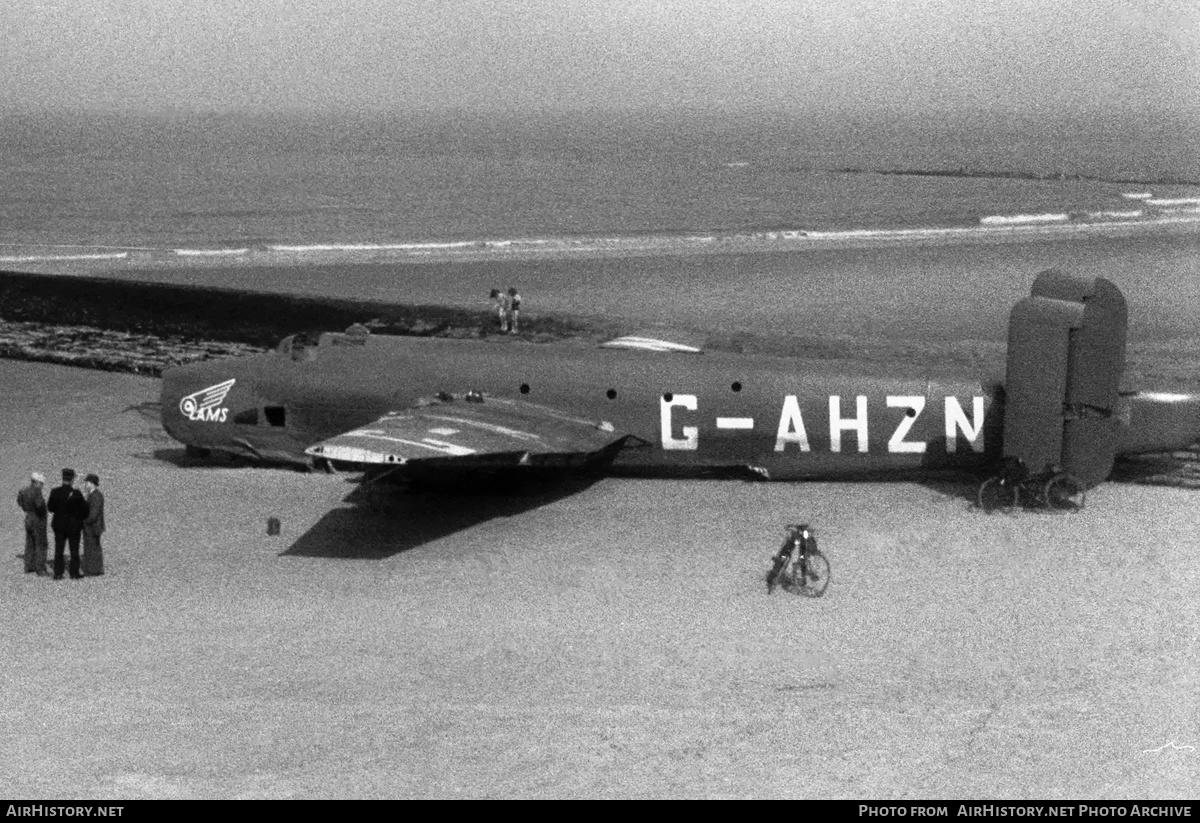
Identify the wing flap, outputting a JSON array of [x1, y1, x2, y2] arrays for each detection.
[[305, 393, 624, 467]]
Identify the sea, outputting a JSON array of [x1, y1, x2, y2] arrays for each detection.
[[1, 107, 1199, 343]]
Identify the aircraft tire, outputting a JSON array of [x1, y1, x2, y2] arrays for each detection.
[[1043, 473, 1086, 512], [977, 477, 1016, 513]]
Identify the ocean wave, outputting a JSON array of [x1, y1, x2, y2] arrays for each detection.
[[173, 248, 250, 257], [979, 213, 1070, 226], [1147, 197, 1200, 206], [1121, 192, 1154, 200], [241, 217, 1198, 258], [1085, 210, 1144, 220], [268, 241, 480, 253], [0, 252, 129, 263]]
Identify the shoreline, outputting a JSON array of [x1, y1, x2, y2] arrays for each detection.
[[838, 165, 1200, 187], [4, 213, 1199, 272]]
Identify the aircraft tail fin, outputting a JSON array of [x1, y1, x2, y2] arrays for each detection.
[[1003, 270, 1128, 486]]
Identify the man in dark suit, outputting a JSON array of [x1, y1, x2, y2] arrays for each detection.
[[81, 473, 105, 576], [47, 468, 88, 580]]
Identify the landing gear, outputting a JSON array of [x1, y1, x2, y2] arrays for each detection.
[[1043, 472, 1086, 511]]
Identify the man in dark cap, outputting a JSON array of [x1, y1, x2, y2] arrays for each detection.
[[81, 473, 105, 576], [47, 468, 87, 580], [17, 472, 48, 576]]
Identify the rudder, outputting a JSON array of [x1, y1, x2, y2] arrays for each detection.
[[1003, 271, 1127, 486]]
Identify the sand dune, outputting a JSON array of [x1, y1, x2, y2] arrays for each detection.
[[1, 358, 1197, 799]]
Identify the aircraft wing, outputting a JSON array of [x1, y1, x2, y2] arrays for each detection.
[[599, 331, 703, 353], [304, 392, 629, 469]]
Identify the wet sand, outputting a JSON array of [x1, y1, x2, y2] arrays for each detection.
[[1, 358, 1197, 799]]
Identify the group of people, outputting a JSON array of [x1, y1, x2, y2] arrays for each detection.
[[489, 287, 522, 333], [18, 468, 106, 580]]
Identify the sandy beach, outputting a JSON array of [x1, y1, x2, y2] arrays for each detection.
[[1, 353, 1197, 799], [8, 1, 1200, 801], [1, 224, 1198, 799]]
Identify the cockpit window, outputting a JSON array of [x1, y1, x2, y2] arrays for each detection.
[[264, 406, 286, 427]]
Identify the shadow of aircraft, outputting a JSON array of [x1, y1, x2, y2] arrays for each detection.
[[913, 472, 990, 509], [1110, 448, 1200, 489], [283, 471, 601, 559], [141, 446, 313, 471]]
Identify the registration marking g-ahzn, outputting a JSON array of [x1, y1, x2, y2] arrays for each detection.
[[660, 393, 986, 453]]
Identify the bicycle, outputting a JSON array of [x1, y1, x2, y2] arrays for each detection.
[[766, 524, 830, 597], [976, 458, 1086, 513]]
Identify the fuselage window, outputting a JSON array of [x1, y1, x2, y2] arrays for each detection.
[[233, 409, 260, 426], [264, 406, 287, 427]]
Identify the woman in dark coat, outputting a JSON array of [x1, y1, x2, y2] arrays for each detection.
[[81, 473, 105, 576]]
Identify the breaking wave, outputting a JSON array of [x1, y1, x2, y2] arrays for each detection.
[[979, 213, 1070, 226], [0, 251, 130, 264], [1147, 197, 1200, 206]]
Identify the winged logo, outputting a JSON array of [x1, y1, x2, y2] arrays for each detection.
[[179, 379, 236, 422]]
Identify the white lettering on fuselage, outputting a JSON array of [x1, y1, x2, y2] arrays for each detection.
[[830, 395, 869, 453], [663, 393, 986, 454], [887, 396, 926, 453], [660, 394, 699, 450], [187, 407, 229, 423], [945, 396, 985, 452], [774, 396, 811, 452]]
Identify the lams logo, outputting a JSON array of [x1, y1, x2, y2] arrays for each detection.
[[180, 379, 235, 422]]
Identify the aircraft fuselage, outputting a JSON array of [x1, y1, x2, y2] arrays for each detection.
[[161, 332, 1002, 479]]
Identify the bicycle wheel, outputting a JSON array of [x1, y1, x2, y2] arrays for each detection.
[[791, 550, 831, 598], [977, 477, 1016, 513], [1043, 472, 1086, 511]]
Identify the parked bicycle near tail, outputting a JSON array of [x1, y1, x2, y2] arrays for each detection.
[[977, 456, 1086, 513]]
